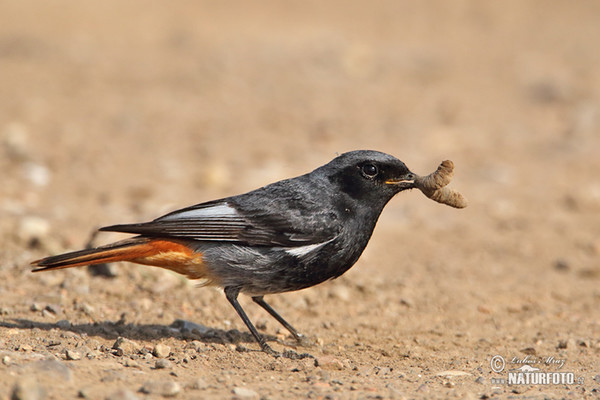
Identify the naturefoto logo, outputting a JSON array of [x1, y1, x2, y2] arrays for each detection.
[[490, 355, 584, 385]]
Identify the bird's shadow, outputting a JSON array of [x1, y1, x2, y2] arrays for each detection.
[[0, 318, 274, 347]]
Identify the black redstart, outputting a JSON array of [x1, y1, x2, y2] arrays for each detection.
[[32, 150, 464, 355]]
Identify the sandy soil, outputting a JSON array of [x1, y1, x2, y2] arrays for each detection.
[[2, 1, 600, 399]]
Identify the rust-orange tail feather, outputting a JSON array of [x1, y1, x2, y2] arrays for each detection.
[[31, 237, 210, 281], [31, 238, 156, 271]]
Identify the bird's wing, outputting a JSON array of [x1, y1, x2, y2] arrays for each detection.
[[100, 199, 338, 247]]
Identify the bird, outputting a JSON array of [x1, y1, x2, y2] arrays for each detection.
[[32, 150, 418, 355]]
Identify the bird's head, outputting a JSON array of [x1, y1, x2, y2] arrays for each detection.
[[320, 150, 415, 204]]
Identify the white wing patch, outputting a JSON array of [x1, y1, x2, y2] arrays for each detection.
[[285, 239, 333, 257], [161, 203, 238, 220]]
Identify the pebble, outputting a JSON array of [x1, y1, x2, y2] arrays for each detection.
[[232, 386, 259, 399], [56, 319, 71, 329], [328, 285, 351, 301], [112, 337, 141, 355], [553, 259, 570, 271], [520, 347, 536, 355], [45, 304, 62, 315], [17, 216, 49, 244], [105, 389, 140, 400], [23, 162, 51, 187], [124, 359, 141, 368], [87, 263, 119, 278], [3, 355, 11, 365], [10, 377, 45, 400], [477, 305, 492, 314], [19, 344, 33, 352], [140, 381, 181, 397], [3, 122, 29, 160], [60, 331, 80, 340], [171, 319, 210, 334], [78, 302, 95, 315], [155, 359, 171, 369], [315, 355, 344, 370], [66, 349, 82, 361], [153, 343, 171, 358], [189, 378, 208, 390], [184, 340, 205, 352]]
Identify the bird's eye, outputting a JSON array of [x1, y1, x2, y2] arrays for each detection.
[[361, 164, 378, 178]]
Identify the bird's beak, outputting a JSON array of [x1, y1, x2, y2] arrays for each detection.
[[385, 173, 416, 189]]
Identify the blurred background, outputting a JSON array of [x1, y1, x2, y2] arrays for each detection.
[[2, 1, 598, 233], [1, 1, 599, 397]]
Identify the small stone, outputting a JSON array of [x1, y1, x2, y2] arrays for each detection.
[[444, 381, 455, 388], [399, 298, 413, 307], [17, 216, 49, 243], [520, 347, 536, 355], [44, 304, 62, 315], [155, 358, 171, 369], [475, 377, 485, 384], [477, 305, 492, 314], [30, 303, 43, 312], [78, 302, 95, 315], [153, 343, 171, 358], [56, 319, 71, 329], [11, 377, 45, 400], [23, 162, 51, 187], [189, 378, 208, 390], [553, 259, 570, 271], [61, 331, 80, 340], [3, 122, 29, 160], [171, 319, 210, 334], [124, 359, 141, 368], [105, 389, 140, 400], [3, 355, 11, 365], [66, 350, 82, 361], [185, 340, 204, 352], [232, 386, 259, 399], [140, 381, 181, 397], [112, 337, 141, 355], [315, 355, 344, 370], [557, 340, 568, 349], [329, 285, 351, 301], [593, 374, 600, 383], [87, 263, 119, 278], [19, 344, 33, 352]]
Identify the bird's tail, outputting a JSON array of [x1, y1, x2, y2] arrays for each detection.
[[31, 237, 156, 271], [31, 237, 207, 280]]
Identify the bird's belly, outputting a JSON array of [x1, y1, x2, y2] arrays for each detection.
[[200, 236, 369, 296]]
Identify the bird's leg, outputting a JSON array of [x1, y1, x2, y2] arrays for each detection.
[[252, 296, 314, 360], [252, 296, 303, 342], [224, 286, 277, 355]]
